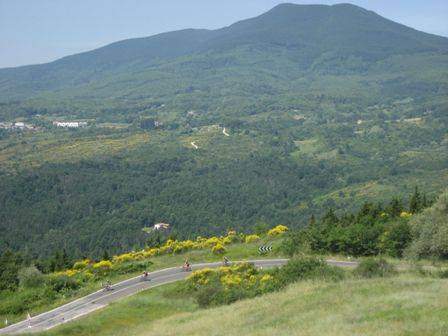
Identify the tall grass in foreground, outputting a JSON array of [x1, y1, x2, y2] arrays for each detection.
[[140, 275, 448, 336]]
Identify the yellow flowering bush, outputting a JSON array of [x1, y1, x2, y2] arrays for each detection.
[[113, 253, 135, 263], [56, 269, 79, 277], [222, 236, 233, 245], [212, 243, 226, 254], [73, 259, 91, 270], [268, 225, 289, 236], [220, 274, 242, 287], [260, 274, 273, 282], [245, 234, 261, 243], [188, 268, 214, 285], [204, 237, 221, 247], [184, 262, 280, 307], [400, 211, 412, 218], [142, 248, 159, 258], [92, 260, 113, 274]]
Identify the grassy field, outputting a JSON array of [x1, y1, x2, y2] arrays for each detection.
[[35, 273, 448, 336], [33, 283, 197, 336], [0, 131, 150, 171]]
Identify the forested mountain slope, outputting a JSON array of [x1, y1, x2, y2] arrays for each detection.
[[0, 3, 447, 258]]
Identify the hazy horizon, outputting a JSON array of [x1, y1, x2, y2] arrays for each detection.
[[1, 0, 447, 69]]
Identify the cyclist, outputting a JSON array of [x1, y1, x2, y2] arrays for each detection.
[[183, 258, 191, 271]]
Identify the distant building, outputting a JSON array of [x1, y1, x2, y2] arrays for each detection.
[[153, 223, 170, 231], [53, 121, 87, 128], [14, 122, 25, 129], [0, 122, 13, 129], [1, 122, 37, 130]]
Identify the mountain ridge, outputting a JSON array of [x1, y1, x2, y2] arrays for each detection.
[[1, 2, 447, 102]]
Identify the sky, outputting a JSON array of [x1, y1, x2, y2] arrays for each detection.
[[0, 0, 447, 69]]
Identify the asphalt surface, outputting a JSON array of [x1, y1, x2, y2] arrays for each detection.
[[0, 258, 357, 334]]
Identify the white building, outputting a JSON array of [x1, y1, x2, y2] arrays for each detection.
[[153, 223, 170, 231], [53, 121, 87, 128], [14, 122, 25, 129]]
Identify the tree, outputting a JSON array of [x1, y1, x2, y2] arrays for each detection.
[[406, 190, 448, 259], [0, 250, 22, 291], [409, 186, 422, 214], [378, 220, 411, 257], [18, 266, 45, 288], [388, 198, 403, 217], [102, 250, 111, 261]]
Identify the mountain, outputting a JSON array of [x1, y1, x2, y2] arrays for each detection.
[[0, 3, 447, 103], [0, 3, 447, 258]]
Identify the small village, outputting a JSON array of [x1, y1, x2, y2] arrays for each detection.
[[0, 120, 89, 132]]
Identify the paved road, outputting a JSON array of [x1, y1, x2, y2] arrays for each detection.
[[0, 259, 357, 334]]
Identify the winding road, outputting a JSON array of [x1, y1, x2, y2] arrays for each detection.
[[0, 259, 357, 334]]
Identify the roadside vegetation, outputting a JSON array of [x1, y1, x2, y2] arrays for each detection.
[[0, 227, 286, 325], [35, 258, 448, 336]]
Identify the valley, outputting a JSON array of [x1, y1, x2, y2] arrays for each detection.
[[0, 3, 447, 334]]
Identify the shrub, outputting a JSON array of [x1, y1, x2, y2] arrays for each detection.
[[268, 225, 289, 236], [400, 211, 412, 218], [438, 269, 448, 279], [18, 266, 45, 288], [187, 268, 215, 287], [58, 269, 79, 277], [92, 260, 113, 275], [378, 220, 412, 257], [222, 236, 233, 245], [187, 263, 263, 307], [406, 191, 448, 259], [112, 260, 152, 274], [46, 274, 81, 292], [204, 237, 221, 247], [276, 256, 344, 286], [0, 287, 53, 316], [73, 259, 91, 270], [280, 231, 310, 257], [195, 282, 223, 307], [212, 243, 226, 255], [113, 253, 135, 263], [354, 258, 396, 278], [245, 234, 261, 243]]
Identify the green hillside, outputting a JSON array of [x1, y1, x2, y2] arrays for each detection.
[[0, 3, 447, 257]]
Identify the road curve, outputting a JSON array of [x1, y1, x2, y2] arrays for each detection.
[[0, 259, 357, 334]]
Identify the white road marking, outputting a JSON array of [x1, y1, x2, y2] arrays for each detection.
[[29, 273, 185, 331]]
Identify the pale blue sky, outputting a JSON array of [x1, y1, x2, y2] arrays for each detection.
[[0, 0, 447, 68]]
